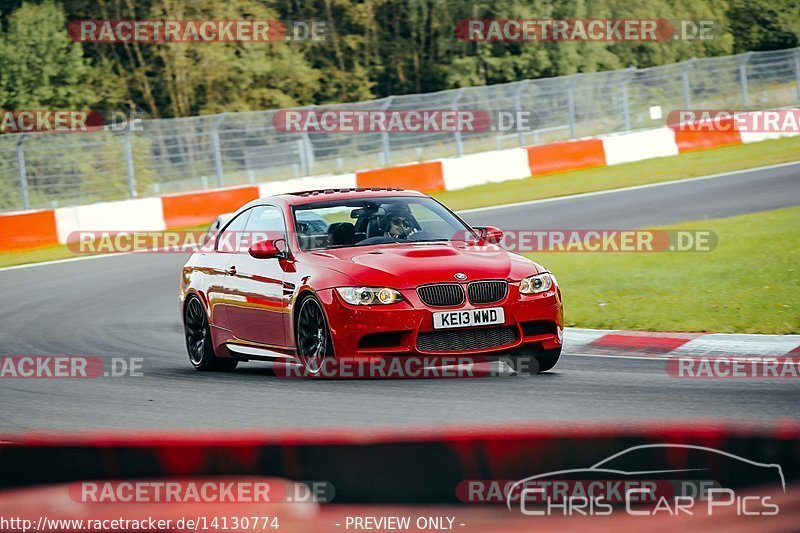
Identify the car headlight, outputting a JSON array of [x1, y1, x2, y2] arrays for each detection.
[[336, 287, 403, 305], [519, 273, 554, 294]]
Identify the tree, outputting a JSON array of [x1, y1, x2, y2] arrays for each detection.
[[6, 0, 794, 116], [0, 1, 100, 109], [729, 0, 800, 52], [65, 0, 322, 118]]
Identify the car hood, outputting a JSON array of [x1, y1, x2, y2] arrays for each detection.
[[303, 242, 542, 289]]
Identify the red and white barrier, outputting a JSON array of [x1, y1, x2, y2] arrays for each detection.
[[602, 127, 679, 165], [0, 210, 59, 251], [440, 148, 530, 190], [356, 161, 445, 191], [564, 327, 800, 358], [1, 119, 795, 252], [740, 130, 800, 143], [55, 198, 166, 244], [258, 173, 357, 197], [527, 138, 607, 175], [162, 186, 261, 228]]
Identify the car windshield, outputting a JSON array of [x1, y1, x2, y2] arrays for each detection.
[[293, 196, 477, 250]]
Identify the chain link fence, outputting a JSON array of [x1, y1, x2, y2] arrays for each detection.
[[1, 47, 799, 212]]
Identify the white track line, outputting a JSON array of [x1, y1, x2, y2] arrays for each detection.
[[0, 251, 138, 272], [567, 353, 670, 361], [2, 160, 798, 273], [0, 245, 195, 273]]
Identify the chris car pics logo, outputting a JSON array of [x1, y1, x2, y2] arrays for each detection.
[[506, 444, 784, 517]]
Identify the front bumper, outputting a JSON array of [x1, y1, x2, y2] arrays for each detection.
[[316, 282, 563, 358]]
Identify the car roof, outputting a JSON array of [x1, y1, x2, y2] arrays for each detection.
[[232, 188, 431, 217], [260, 187, 429, 207]]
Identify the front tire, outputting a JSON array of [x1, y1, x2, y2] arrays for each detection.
[[533, 347, 561, 373], [183, 296, 238, 371], [295, 295, 333, 375], [506, 346, 562, 374]]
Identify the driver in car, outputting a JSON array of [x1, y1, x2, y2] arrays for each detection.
[[382, 207, 417, 239]]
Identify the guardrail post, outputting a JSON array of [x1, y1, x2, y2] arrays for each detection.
[[452, 88, 465, 157], [296, 141, 305, 175], [739, 52, 754, 109], [380, 96, 394, 165], [210, 113, 226, 188], [513, 80, 530, 147], [296, 139, 310, 176], [123, 130, 137, 198], [566, 75, 578, 139], [682, 58, 695, 110], [15, 134, 29, 210], [301, 132, 314, 175], [620, 67, 636, 132], [297, 106, 315, 176], [794, 49, 800, 104]]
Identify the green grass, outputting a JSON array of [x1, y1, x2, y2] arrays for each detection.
[[433, 135, 800, 211], [0, 244, 80, 268], [530, 206, 800, 334], [2, 135, 800, 270]]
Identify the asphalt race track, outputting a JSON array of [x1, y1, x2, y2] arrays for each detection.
[[0, 163, 798, 431]]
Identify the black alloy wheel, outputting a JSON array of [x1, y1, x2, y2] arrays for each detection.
[[296, 296, 332, 374], [184, 296, 238, 371]]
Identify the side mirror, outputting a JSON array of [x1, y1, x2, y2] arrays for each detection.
[[476, 226, 504, 244], [249, 239, 286, 259]]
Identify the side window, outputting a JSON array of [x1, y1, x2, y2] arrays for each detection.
[[243, 205, 287, 249], [215, 209, 251, 253]]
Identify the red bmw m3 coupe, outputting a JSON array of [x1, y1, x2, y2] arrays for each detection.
[[180, 188, 563, 375]]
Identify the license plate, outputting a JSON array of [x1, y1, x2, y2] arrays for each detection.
[[433, 307, 505, 330]]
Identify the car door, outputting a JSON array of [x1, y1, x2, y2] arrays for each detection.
[[223, 205, 289, 347], [211, 208, 252, 332]]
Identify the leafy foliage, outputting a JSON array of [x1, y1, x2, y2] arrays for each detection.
[[0, 0, 797, 116]]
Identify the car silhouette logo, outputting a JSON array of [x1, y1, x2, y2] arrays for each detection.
[[454, 273, 467, 281], [505, 443, 787, 510]]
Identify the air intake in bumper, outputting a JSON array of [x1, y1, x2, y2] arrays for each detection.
[[416, 326, 517, 352]]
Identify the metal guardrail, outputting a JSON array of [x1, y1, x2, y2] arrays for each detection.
[[1, 47, 799, 212]]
